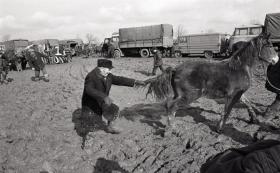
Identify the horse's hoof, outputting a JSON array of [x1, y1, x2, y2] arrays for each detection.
[[215, 126, 223, 133], [250, 118, 259, 124], [215, 128, 222, 133]]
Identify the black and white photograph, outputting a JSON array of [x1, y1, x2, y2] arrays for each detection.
[[1, 0, 280, 172]]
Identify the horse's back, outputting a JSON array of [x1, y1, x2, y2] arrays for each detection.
[[173, 59, 249, 98]]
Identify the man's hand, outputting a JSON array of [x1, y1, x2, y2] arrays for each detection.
[[134, 80, 146, 86], [104, 97, 113, 105]]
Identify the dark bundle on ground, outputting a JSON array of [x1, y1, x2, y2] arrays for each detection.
[[144, 67, 174, 100]]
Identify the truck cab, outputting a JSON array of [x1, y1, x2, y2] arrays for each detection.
[[0, 44, 5, 54], [104, 32, 122, 58], [228, 24, 263, 52]]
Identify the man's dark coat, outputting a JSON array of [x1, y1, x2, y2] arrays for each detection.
[[82, 67, 135, 116], [266, 59, 280, 95]]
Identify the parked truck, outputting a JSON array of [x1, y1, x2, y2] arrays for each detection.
[[173, 33, 229, 58], [227, 24, 263, 53], [264, 13, 280, 51], [3, 39, 29, 51], [110, 24, 173, 58], [2, 39, 29, 60]]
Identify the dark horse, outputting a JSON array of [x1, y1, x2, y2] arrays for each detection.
[[144, 32, 279, 133]]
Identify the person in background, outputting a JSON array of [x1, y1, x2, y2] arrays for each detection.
[[0, 51, 9, 84], [81, 59, 145, 134], [25, 46, 49, 82], [151, 48, 164, 76]]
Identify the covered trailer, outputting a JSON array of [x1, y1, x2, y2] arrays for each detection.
[[2, 39, 29, 60], [173, 33, 229, 58], [31, 39, 59, 54], [3, 39, 29, 51], [264, 13, 280, 50], [118, 24, 173, 58]]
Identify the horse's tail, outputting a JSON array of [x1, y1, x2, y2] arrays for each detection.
[[144, 67, 175, 100]]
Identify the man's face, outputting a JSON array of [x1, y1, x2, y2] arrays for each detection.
[[99, 67, 111, 77]]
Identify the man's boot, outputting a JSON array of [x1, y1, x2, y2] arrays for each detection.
[[106, 121, 121, 134], [32, 70, 40, 81], [42, 74, 50, 82], [2, 73, 8, 84], [264, 95, 280, 120]]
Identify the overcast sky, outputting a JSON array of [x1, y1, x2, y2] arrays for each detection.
[[0, 0, 279, 43]]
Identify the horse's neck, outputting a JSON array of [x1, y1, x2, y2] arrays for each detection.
[[239, 42, 258, 68]]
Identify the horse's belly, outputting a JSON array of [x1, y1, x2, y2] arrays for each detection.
[[202, 88, 227, 99]]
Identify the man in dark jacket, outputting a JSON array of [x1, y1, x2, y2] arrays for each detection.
[[26, 47, 49, 82], [0, 51, 9, 84], [265, 58, 280, 118], [201, 140, 280, 173], [81, 59, 145, 134], [151, 48, 164, 75]]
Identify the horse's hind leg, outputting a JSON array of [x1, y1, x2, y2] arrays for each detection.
[[240, 95, 258, 123], [165, 88, 201, 128], [165, 75, 181, 126], [218, 91, 244, 132]]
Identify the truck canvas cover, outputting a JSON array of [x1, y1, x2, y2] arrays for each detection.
[[264, 13, 280, 40], [119, 24, 173, 42]]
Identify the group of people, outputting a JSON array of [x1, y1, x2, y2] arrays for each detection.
[[0, 45, 50, 84]]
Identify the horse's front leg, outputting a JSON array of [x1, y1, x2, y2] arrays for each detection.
[[217, 91, 244, 133]]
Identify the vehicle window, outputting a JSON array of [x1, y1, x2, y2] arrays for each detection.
[[112, 37, 119, 42], [0, 45, 5, 51], [249, 27, 262, 35], [237, 28, 248, 35], [179, 37, 186, 43]]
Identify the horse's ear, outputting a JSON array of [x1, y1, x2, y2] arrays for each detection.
[[267, 32, 271, 39]]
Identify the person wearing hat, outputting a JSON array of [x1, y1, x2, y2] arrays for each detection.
[[26, 47, 49, 82], [264, 58, 280, 119], [0, 51, 9, 84], [81, 59, 145, 134], [151, 48, 164, 76]]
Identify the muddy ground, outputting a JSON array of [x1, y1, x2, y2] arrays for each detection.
[[0, 56, 279, 173]]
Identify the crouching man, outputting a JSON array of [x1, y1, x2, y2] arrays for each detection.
[[81, 59, 145, 134]]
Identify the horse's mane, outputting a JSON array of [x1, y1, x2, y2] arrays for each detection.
[[227, 35, 260, 70]]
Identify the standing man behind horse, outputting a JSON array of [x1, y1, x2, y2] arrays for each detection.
[[81, 59, 145, 134], [151, 48, 165, 76], [25, 46, 49, 82]]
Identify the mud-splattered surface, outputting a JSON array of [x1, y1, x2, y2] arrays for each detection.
[[0, 57, 279, 173]]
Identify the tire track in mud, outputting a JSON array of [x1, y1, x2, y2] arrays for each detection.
[[65, 62, 86, 108]]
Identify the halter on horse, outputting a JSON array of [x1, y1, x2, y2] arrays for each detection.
[[144, 32, 279, 133]]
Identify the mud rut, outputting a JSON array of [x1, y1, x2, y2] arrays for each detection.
[[0, 57, 279, 173]]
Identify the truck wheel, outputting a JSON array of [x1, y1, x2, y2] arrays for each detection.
[[140, 49, 150, 58], [204, 51, 213, 59], [114, 50, 121, 58], [174, 51, 182, 58]]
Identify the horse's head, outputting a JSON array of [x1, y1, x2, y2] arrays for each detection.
[[254, 32, 279, 65]]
